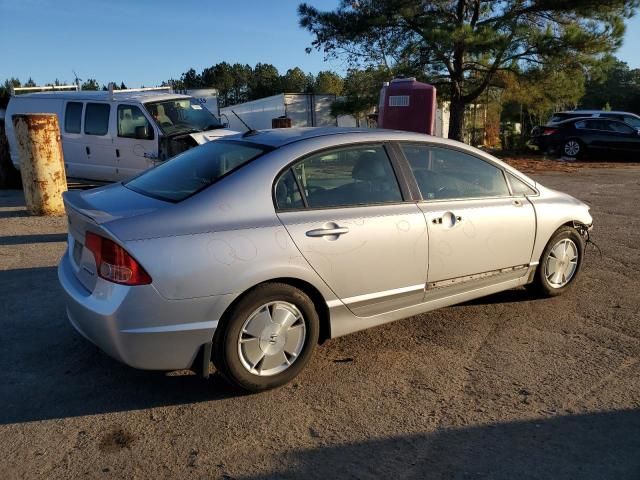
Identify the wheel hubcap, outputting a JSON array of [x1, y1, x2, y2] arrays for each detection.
[[564, 141, 580, 156], [545, 239, 579, 288], [238, 301, 306, 376]]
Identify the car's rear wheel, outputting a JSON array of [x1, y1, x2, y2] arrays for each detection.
[[563, 139, 583, 159], [213, 283, 319, 392], [531, 226, 584, 297]]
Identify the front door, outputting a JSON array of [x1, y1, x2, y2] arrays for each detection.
[[275, 144, 428, 317], [113, 104, 158, 180], [399, 143, 536, 293]]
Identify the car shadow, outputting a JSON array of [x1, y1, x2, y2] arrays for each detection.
[[0, 233, 67, 245], [0, 265, 244, 425], [459, 286, 540, 306], [238, 409, 640, 479]]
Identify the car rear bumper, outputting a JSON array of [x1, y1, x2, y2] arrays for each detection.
[[58, 249, 231, 370]]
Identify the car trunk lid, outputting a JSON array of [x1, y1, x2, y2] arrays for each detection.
[[63, 183, 168, 291]]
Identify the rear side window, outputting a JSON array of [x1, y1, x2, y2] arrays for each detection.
[[64, 102, 83, 133], [288, 145, 402, 209], [126, 140, 268, 202], [84, 103, 110, 136], [274, 169, 304, 210], [402, 144, 509, 200]]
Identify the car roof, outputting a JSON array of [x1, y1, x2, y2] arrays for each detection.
[[227, 126, 455, 148], [556, 110, 640, 117], [12, 90, 191, 104]]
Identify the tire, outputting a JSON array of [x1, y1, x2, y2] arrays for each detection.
[[212, 282, 319, 392], [562, 138, 583, 159], [530, 226, 585, 297]]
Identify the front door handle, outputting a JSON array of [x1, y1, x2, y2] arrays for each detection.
[[85, 146, 91, 155], [306, 226, 350, 237], [432, 214, 462, 224], [512, 199, 524, 207]]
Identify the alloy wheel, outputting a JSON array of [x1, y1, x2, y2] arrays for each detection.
[[564, 140, 580, 157]]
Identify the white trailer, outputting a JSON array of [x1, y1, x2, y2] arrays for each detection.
[[220, 93, 339, 131]]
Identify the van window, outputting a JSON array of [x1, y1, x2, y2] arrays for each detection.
[[84, 103, 110, 136], [64, 102, 83, 133], [117, 105, 154, 139]]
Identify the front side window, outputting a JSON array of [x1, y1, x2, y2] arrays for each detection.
[[507, 172, 537, 196], [144, 98, 221, 136], [401, 144, 509, 200], [84, 103, 110, 136], [64, 102, 83, 133], [126, 140, 268, 202], [607, 121, 635, 134], [289, 145, 402, 209], [622, 116, 640, 129], [117, 105, 154, 140]]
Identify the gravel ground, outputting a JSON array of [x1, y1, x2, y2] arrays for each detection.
[[1, 167, 639, 479]]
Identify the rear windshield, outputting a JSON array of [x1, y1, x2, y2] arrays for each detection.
[[126, 140, 269, 202]]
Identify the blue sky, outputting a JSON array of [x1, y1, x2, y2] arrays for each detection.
[[1, 0, 639, 88]]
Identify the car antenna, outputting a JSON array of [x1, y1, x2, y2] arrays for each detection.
[[232, 110, 259, 137]]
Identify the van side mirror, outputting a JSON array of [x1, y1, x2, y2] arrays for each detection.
[[135, 125, 154, 140]]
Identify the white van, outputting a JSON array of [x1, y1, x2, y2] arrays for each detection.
[[6, 85, 238, 182]]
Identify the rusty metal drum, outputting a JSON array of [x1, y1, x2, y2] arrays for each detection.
[[12, 113, 67, 216]]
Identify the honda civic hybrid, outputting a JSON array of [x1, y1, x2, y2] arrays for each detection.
[[58, 128, 592, 392]]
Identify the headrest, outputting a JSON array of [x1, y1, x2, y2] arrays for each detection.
[[352, 151, 388, 181]]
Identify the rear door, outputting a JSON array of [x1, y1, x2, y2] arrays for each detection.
[[113, 103, 158, 180], [275, 144, 428, 317], [82, 102, 117, 181], [398, 144, 536, 294]]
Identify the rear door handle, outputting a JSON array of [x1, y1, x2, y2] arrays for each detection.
[[85, 146, 91, 155], [512, 199, 523, 207], [306, 227, 349, 237]]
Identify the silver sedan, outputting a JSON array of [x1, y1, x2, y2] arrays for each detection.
[[58, 128, 592, 391]]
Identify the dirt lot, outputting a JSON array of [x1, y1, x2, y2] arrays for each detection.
[[1, 166, 639, 479]]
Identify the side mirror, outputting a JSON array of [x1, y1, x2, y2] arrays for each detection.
[[222, 121, 229, 128], [135, 125, 154, 140]]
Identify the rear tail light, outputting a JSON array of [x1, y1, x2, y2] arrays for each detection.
[[542, 128, 558, 136], [84, 232, 151, 286]]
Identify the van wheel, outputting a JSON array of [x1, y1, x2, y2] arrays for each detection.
[[213, 283, 319, 392], [530, 227, 584, 297]]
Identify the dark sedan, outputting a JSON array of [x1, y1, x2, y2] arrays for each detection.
[[532, 117, 640, 159]]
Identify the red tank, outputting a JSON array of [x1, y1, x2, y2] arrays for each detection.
[[378, 78, 436, 135]]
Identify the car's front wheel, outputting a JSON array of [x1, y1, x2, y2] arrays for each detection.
[[531, 226, 585, 297], [213, 283, 319, 392]]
